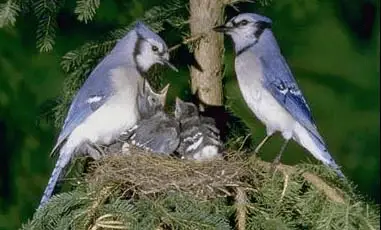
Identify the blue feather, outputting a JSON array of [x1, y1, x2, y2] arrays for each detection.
[[260, 55, 325, 146]]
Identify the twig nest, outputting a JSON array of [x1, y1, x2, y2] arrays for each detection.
[[86, 149, 256, 200]]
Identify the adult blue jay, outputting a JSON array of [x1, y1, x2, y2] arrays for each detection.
[[112, 80, 180, 155], [175, 98, 223, 161], [213, 13, 345, 178], [39, 21, 177, 208]]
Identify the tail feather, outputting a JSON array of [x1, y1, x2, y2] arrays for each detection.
[[293, 123, 345, 179], [38, 144, 73, 209]]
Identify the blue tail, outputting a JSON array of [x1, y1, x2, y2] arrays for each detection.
[[38, 145, 72, 209], [293, 123, 346, 179]]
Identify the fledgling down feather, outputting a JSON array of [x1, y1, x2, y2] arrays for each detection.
[[175, 98, 223, 161], [108, 81, 180, 155]]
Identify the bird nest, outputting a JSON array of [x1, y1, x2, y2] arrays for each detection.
[[84, 148, 270, 200], [84, 147, 345, 204], [26, 148, 378, 230]]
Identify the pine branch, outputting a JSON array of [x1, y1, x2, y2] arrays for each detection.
[[36, 14, 57, 52], [32, 0, 62, 52], [24, 153, 379, 229], [74, 0, 100, 23], [0, 0, 20, 28]]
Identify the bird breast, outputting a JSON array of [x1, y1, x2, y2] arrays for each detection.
[[69, 67, 141, 146], [235, 52, 295, 137]]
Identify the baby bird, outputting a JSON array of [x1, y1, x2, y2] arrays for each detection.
[[175, 98, 223, 161], [109, 80, 180, 155]]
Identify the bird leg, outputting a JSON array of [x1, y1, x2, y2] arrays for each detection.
[[272, 139, 289, 166], [84, 142, 106, 160], [254, 135, 272, 154]]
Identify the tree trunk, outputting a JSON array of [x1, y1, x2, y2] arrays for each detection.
[[189, 0, 225, 107]]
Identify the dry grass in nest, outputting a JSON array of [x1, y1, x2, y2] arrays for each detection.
[[84, 147, 345, 204], [85, 148, 266, 200]]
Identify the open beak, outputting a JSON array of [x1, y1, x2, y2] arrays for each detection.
[[175, 97, 184, 107], [161, 53, 178, 72], [160, 83, 170, 95], [159, 84, 170, 106], [213, 25, 231, 33]]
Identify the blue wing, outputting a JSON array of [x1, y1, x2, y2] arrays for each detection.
[[260, 54, 325, 146], [51, 56, 130, 155]]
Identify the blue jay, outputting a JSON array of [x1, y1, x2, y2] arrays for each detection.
[[111, 80, 180, 155], [175, 98, 223, 161], [39, 21, 177, 208], [213, 13, 345, 178]]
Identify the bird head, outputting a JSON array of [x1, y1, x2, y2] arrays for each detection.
[[137, 80, 170, 119], [175, 98, 199, 120], [133, 21, 178, 73], [213, 13, 272, 52]]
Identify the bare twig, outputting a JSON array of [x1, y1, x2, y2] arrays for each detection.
[[238, 133, 251, 152], [235, 187, 247, 230], [258, 160, 345, 204], [279, 171, 289, 202], [168, 33, 205, 52]]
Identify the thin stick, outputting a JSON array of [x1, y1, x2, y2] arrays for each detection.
[[168, 34, 205, 52]]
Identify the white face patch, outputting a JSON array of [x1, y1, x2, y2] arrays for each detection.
[[86, 96, 103, 104]]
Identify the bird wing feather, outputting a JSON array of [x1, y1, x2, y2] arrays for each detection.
[[50, 57, 132, 156], [260, 54, 325, 145], [131, 114, 180, 153]]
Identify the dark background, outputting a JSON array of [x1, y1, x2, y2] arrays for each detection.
[[0, 0, 379, 229]]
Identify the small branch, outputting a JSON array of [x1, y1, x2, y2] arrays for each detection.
[[168, 33, 205, 52], [279, 171, 289, 202], [238, 133, 251, 152], [257, 160, 345, 204], [235, 187, 247, 230], [223, 0, 254, 5], [86, 186, 115, 229]]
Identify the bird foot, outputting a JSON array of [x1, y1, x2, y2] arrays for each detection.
[[270, 154, 282, 174]]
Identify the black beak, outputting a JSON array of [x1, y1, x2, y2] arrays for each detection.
[[162, 59, 178, 72], [161, 53, 178, 72], [213, 25, 230, 33]]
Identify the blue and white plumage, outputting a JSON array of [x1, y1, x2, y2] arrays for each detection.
[[214, 13, 345, 178], [39, 21, 177, 208]]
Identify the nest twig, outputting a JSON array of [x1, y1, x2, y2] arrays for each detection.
[[85, 148, 345, 204], [86, 150, 251, 200]]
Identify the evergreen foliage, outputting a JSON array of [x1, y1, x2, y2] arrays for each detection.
[[0, 0, 20, 28], [21, 152, 379, 230], [1, 0, 379, 229], [74, 0, 100, 23]]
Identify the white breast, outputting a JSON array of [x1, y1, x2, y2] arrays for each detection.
[[68, 66, 142, 147], [235, 52, 295, 138]]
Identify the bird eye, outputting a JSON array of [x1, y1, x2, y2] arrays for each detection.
[[240, 20, 248, 26], [152, 45, 159, 52]]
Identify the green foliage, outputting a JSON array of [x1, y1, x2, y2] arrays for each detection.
[[21, 154, 380, 230], [0, 0, 20, 28], [33, 0, 61, 52], [74, 0, 100, 23], [0, 0, 379, 229]]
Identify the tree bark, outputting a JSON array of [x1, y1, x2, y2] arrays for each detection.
[[189, 0, 225, 107]]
